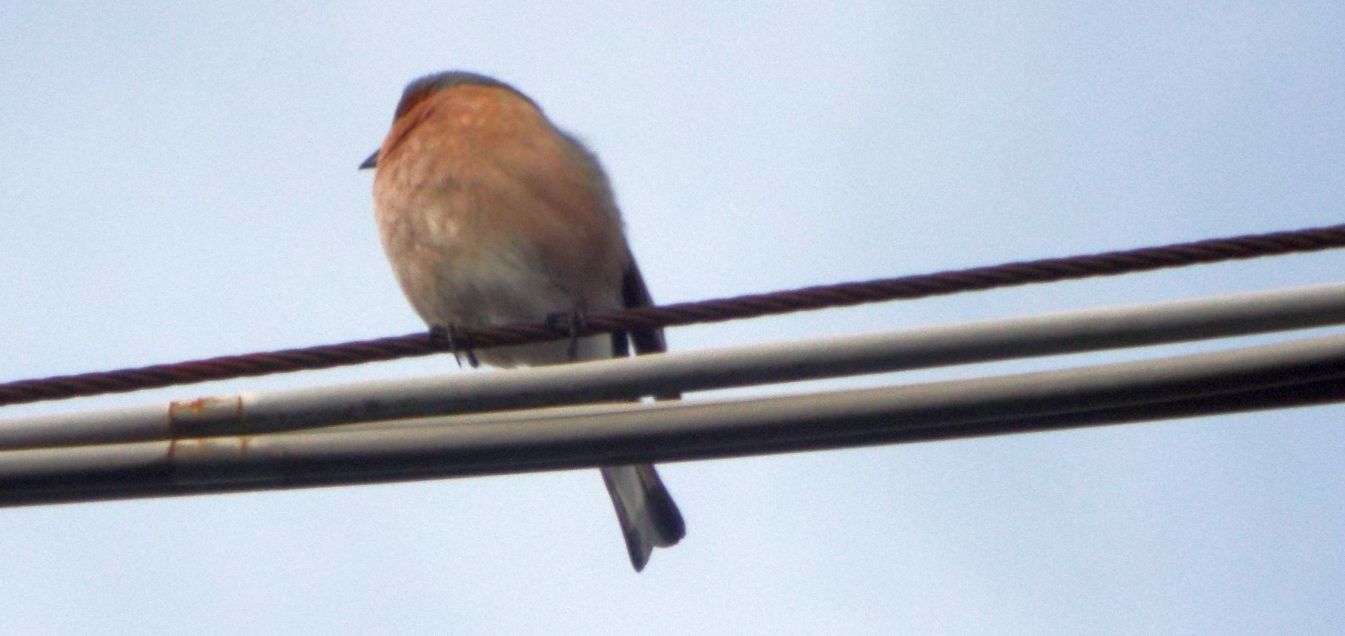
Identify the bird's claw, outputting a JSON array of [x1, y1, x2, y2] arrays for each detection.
[[545, 310, 588, 361], [430, 324, 479, 368]]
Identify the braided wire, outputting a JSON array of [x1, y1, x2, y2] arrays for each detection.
[[3, 223, 1343, 407]]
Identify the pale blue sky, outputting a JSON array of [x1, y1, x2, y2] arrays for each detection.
[[2, 3, 1344, 634]]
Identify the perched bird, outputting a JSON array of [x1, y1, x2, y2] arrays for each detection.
[[360, 71, 685, 571]]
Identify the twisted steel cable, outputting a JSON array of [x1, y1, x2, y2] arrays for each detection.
[[3, 222, 1344, 407]]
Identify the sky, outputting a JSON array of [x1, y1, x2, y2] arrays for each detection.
[[2, 2, 1345, 633]]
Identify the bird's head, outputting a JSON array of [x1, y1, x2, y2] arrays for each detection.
[[359, 71, 536, 170]]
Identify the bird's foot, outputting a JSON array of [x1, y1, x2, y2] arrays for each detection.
[[545, 310, 588, 362], [430, 325, 479, 368]]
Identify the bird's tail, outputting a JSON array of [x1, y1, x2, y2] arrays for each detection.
[[600, 463, 685, 571]]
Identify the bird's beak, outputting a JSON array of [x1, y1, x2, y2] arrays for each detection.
[[358, 150, 379, 170]]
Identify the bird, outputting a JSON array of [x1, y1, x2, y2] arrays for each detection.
[[359, 71, 685, 571]]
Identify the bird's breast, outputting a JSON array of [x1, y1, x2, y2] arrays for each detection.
[[370, 89, 629, 331]]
